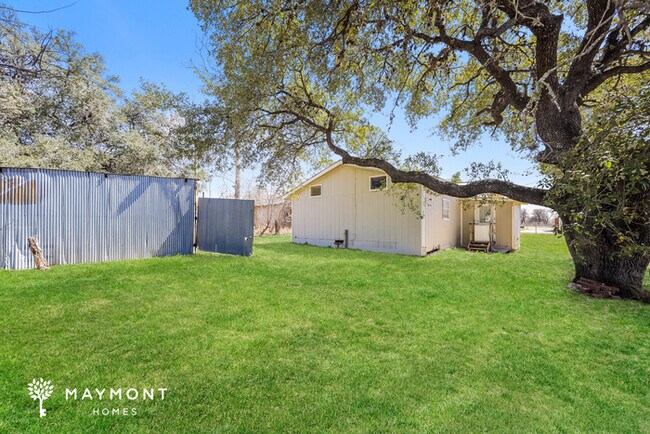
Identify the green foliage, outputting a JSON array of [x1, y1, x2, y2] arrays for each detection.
[[189, 0, 605, 158], [546, 79, 650, 257], [190, 0, 647, 184], [0, 7, 119, 170], [387, 182, 425, 218], [190, 1, 649, 293], [465, 161, 512, 181], [0, 8, 224, 181]]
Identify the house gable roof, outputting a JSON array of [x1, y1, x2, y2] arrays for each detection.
[[285, 161, 525, 204], [285, 161, 343, 199], [285, 161, 384, 198]]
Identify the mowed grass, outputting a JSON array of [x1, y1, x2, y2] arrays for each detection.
[[0, 234, 649, 433]]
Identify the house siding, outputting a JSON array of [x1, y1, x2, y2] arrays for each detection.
[[459, 199, 521, 251], [423, 192, 460, 251], [495, 202, 513, 249], [291, 163, 522, 256], [291, 165, 424, 256], [512, 204, 521, 249], [460, 202, 474, 248]]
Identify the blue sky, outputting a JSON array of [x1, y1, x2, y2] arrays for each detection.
[[8, 0, 543, 197]]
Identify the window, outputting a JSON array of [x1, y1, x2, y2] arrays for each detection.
[[442, 198, 450, 220], [478, 204, 492, 223], [309, 184, 322, 197], [369, 175, 387, 191]]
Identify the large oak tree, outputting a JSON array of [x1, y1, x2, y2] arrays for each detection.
[[191, 0, 650, 300]]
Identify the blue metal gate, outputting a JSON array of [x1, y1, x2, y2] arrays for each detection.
[[197, 198, 254, 256]]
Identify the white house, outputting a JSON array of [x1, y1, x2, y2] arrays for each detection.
[[287, 162, 522, 256]]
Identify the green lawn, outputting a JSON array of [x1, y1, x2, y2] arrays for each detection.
[[1, 234, 649, 433]]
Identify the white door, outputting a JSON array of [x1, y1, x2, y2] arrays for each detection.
[[474, 204, 494, 243], [474, 224, 491, 242]]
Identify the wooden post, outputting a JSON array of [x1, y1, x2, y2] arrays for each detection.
[[27, 236, 49, 270]]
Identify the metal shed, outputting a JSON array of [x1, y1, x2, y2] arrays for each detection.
[[0, 167, 196, 270]]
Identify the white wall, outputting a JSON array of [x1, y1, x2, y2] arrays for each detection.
[[291, 165, 424, 255], [512, 204, 521, 249], [423, 192, 460, 251], [459, 199, 522, 250], [495, 202, 513, 249]]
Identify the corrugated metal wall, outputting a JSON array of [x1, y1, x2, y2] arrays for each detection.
[[197, 198, 254, 256], [0, 167, 195, 270]]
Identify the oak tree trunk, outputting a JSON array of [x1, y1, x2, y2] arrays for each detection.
[[563, 228, 650, 301], [537, 86, 649, 301]]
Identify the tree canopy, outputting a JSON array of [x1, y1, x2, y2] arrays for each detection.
[[191, 0, 649, 299], [0, 6, 225, 181], [191, 0, 648, 202]]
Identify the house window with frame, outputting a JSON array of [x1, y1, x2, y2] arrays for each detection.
[[309, 184, 322, 197], [369, 175, 387, 191], [478, 204, 493, 223], [442, 198, 450, 220]]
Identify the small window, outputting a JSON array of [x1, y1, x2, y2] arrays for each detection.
[[369, 175, 387, 191], [442, 198, 450, 220], [478, 204, 492, 223], [309, 185, 322, 197]]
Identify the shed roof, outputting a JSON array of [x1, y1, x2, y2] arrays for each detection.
[[285, 161, 382, 198], [286, 161, 525, 204]]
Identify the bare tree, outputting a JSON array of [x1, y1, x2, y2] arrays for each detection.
[[531, 209, 550, 225]]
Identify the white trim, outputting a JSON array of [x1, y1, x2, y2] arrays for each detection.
[[284, 161, 388, 198], [309, 184, 322, 198], [284, 161, 343, 198], [420, 186, 427, 255], [476, 203, 494, 223], [369, 174, 387, 191], [460, 202, 464, 247], [442, 197, 450, 220]]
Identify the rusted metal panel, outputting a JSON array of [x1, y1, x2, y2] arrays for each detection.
[[0, 167, 195, 270]]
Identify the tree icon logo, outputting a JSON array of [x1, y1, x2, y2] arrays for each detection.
[[28, 378, 54, 418]]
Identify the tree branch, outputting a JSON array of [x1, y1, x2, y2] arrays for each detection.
[[406, 8, 529, 114], [497, 0, 562, 86], [564, 0, 616, 103], [322, 128, 547, 206], [581, 61, 650, 96], [597, 16, 649, 68], [259, 99, 548, 206]]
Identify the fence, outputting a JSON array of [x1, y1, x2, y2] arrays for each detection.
[[0, 167, 196, 270], [198, 198, 254, 256]]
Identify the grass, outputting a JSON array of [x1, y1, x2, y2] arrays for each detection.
[[1, 234, 649, 433]]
